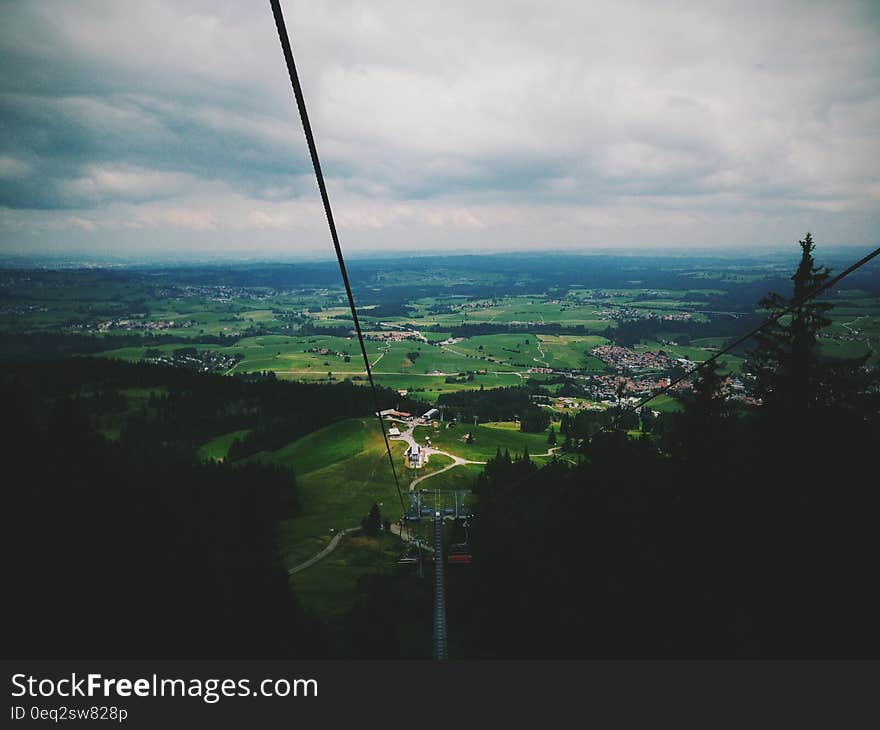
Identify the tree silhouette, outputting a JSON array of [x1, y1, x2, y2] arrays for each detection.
[[361, 502, 382, 536], [747, 232, 832, 413], [672, 358, 731, 466]]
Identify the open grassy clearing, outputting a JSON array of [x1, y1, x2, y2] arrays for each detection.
[[412, 421, 552, 462], [647, 394, 684, 412], [439, 332, 610, 371], [197, 428, 251, 461], [246, 418, 408, 569], [426, 462, 484, 491], [536, 334, 610, 369], [365, 372, 524, 402]]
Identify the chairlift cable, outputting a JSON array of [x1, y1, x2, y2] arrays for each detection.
[[269, 0, 406, 514]]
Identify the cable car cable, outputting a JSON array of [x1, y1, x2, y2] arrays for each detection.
[[269, 0, 406, 514]]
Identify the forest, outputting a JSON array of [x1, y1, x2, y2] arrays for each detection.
[[437, 384, 551, 430]]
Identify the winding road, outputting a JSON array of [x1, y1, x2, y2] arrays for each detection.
[[388, 418, 486, 492]]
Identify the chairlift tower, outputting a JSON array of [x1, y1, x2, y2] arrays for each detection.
[[402, 488, 472, 661], [432, 509, 447, 660], [404, 489, 472, 521]]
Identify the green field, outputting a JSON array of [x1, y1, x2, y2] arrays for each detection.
[[648, 394, 684, 413], [290, 531, 408, 628], [244, 419, 406, 576], [444, 332, 609, 371], [20, 260, 871, 404], [412, 421, 554, 463], [367, 371, 525, 402]]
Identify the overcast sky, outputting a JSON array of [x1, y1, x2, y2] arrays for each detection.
[[1, 0, 878, 259]]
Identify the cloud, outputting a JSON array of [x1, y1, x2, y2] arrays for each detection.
[[0, 155, 32, 178], [133, 207, 218, 231], [60, 164, 195, 206], [0, 0, 878, 255], [68, 216, 97, 231]]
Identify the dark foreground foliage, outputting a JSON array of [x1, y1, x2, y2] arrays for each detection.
[[0, 358, 422, 657], [453, 236, 880, 657], [3, 389, 322, 657]]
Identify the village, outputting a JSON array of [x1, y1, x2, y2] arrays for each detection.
[[96, 318, 199, 333], [590, 344, 683, 372], [143, 347, 242, 373]]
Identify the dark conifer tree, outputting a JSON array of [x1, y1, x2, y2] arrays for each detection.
[[361, 502, 382, 536], [672, 359, 731, 465], [747, 232, 832, 414]]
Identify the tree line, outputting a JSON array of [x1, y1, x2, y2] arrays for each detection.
[[437, 384, 551, 432]]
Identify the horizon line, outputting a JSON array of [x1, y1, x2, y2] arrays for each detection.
[[2, 242, 876, 268]]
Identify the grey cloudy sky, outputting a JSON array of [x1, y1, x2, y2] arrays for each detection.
[[1, 0, 878, 258]]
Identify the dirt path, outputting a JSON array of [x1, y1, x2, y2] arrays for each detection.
[[533, 338, 549, 367], [440, 344, 472, 359], [491, 370, 524, 379], [288, 526, 362, 575], [407, 453, 485, 490], [370, 345, 389, 367]]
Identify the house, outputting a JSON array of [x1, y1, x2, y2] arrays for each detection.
[[377, 409, 412, 419], [388, 427, 401, 437], [422, 408, 440, 421], [404, 443, 428, 468]]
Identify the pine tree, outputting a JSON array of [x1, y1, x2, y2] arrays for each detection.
[[560, 413, 571, 435], [674, 359, 730, 463], [747, 233, 832, 413], [361, 503, 382, 536], [692, 359, 728, 424]]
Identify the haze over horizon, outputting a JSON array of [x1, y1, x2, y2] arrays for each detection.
[[1, 0, 879, 258]]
